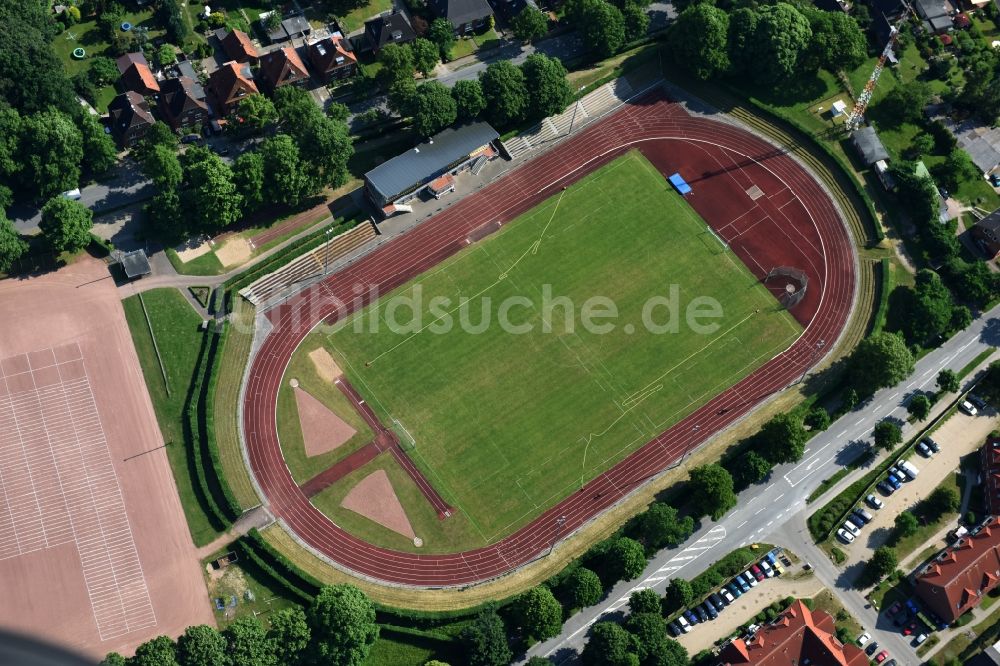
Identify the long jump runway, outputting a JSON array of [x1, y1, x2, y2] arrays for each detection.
[[243, 92, 857, 587], [0, 344, 155, 640]]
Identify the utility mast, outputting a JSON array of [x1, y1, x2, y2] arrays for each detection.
[[846, 3, 916, 131]]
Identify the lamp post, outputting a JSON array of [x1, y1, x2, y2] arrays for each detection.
[[547, 515, 567, 556], [323, 228, 333, 274]]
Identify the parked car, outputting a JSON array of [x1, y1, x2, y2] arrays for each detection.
[[847, 514, 865, 529], [734, 576, 750, 592], [969, 394, 987, 410], [866, 641, 879, 656], [727, 583, 743, 598], [709, 593, 726, 611], [702, 602, 718, 620], [759, 560, 775, 577], [875, 649, 890, 663], [773, 562, 785, 576], [741, 571, 758, 588], [695, 605, 709, 622], [668, 621, 681, 637], [889, 466, 904, 480], [886, 474, 902, 490], [181, 133, 202, 144], [853, 507, 874, 523], [923, 437, 940, 453], [750, 564, 765, 581], [877, 480, 896, 496], [685, 610, 699, 625], [990, 173, 1000, 187], [837, 528, 855, 543], [914, 633, 928, 646], [904, 620, 919, 636], [917, 441, 932, 457], [721, 589, 736, 604], [857, 632, 871, 647], [843, 520, 861, 536], [677, 616, 691, 633], [899, 460, 919, 479], [938, 186, 950, 198], [867, 493, 884, 509], [959, 400, 978, 416]]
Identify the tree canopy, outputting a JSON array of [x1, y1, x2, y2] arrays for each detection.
[[894, 512, 919, 538], [868, 546, 898, 579], [568, 0, 627, 58], [908, 394, 932, 421], [581, 622, 637, 666], [629, 588, 661, 615], [268, 607, 311, 666], [411, 37, 440, 77], [0, 211, 28, 274], [522, 54, 573, 121], [664, 578, 694, 612], [459, 610, 512, 666], [757, 412, 808, 464], [937, 368, 959, 393], [873, 419, 902, 452], [802, 8, 866, 72], [512, 5, 549, 42], [849, 332, 914, 396], [513, 586, 564, 641], [689, 463, 737, 520], [39, 196, 92, 252], [452, 79, 487, 121], [607, 536, 647, 581], [378, 43, 415, 85], [750, 3, 812, 85], [636, 502, 694, 550], [428, 18, 457, 60], [412, 81, 458, 137], [479, 61, 529, 127], [563, 566, 604, 608], [176, 625, 227, 666], [236, 93, 279, 132], [667, 4, 730, 80], [307, 585, 378, 666]]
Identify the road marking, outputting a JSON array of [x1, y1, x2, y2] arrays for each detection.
[[755, 507, 765, 515], [960, 339, 976, 352], [766, 521, 773, 527], [837, 430, 847, 437], [890, 392, 899, 400], [774, 493, 784, 501], [854, 418, 864, 426]]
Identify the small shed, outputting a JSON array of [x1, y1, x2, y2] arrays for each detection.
[[120, 249, 151, 279], [831, 100, 848, 117]]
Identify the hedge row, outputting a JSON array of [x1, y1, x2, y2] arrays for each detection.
[[201, 321, 243, 521], [234, 531, 317, 605], [872, 258, 891, 334]]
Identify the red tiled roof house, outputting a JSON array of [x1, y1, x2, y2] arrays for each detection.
[[217, 28, 259, 63], [257, 47, 311, 95], [208, 61, 259, 116], [116, 52, 160, 96], [915, 515, 1000, 623], [307, 34, 357, 82], [159, 76, 208, 131], [717, 600, 868, 666]]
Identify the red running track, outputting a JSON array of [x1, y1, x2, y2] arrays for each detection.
[[242, 93, 856, 586]]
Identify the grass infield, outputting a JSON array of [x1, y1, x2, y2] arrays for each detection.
[[323, 151, 801, 545]]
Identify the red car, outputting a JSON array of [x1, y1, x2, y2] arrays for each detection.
[[751, 564, 765, 581], [876, 650, 890, 663], [903, 621, 918, 636]]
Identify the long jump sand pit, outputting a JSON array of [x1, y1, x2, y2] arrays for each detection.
[[294, 387, 356, 457], [0, 259, 212, 659]]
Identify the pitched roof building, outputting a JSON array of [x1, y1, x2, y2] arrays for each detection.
[[107, 91, 155, 148], [364, 11, 416, 52], [717, 600, 868, 666], [850, 127, 890, 165], [266, 14, 312, 44], [116, 52, 160, 96], [159, 76, 209, 130], [983, 437, 1000, 515], [208, 61, 259, 115], [915, 516, 1000, 623], [307, 33, 358, 82], [428, 0, 494, 33], [974, 209, 1000, 259], [257, 46, 311, 94], [216, 28, 259, 63]]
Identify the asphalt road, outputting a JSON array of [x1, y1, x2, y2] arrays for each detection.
[[527, 304, 1000, 664]]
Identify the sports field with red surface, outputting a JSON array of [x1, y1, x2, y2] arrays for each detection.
[[243, 93, 856, 586]]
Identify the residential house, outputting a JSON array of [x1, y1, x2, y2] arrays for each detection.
[[265, 14, 312, 44], [208, 61, 259, 116], [983, 437, 1000, 513], [116, 52, 160, 96], [307, 33, 358, 82], [493, 0, 540, 22], [716, 600, 868, 666], [107, 91, 155, 148], [850, 127, 890, 166], [915, 0, 955, 33], [428, 0, 494, 34], [972, 208, 1000, 259], [257, 47, 311, 95], [363, 11, 416, 53], [159, 76, 209, 130], [215, 28, 259, 63], [915, 515, 1000, 623]]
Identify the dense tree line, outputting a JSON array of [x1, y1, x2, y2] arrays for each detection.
[[101, 584, 377, 666]]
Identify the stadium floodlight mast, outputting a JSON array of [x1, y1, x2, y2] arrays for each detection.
[[845, 1, 917, 131], [323, 227, 333, 274], [547, 515, 567, 556]]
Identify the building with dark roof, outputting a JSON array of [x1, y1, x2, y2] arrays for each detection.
[[120, 250, 151, 279], [915, 0, 955, 33], [266, 14, 312, 44], [429, 0, 494, 33], [107, 91, 155, 148], [159, 76, 209, 130], [364, 121, 499, 211], [717, 600, 868, 666], [308, 33, 358, 82], [915, 516, 1000, 624], [208, 61, 259, 116], [216, 28, 259, 63], [493, 0, 540, 21], [116, 52, 160, 96], [850, 127, 890, 165], [972, 208, 1000, 259], [257, 47, 311, 94], [364, 11, 416, 53], [983, 437, 1000, 515]]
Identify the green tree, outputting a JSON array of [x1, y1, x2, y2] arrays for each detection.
[[928, 486, 960, 515], [273, 86, 319, 129], [667, 3, 730, 80], [569, 0, 627, 57], [268, 607, 311, 666], [581, 622, 637, 666], [563, 566, 603, 608], [738, 450, 773, 487], [878, 81, 932, 126], [689, 464, 737, 520], [411, 38, 440, 77], [894, 512, 919, 539], [873, 419, 902, 452], [327, 102, 350, 122], [388, 78, 418, 117], [479, 61, 529, 127], [140, 121, 179, 155], [935, 149, 981, 191], [727, 8, 759, 76], [156, 44, 176, 68], [802, 8, 866, 72], [866, 546, 898, 582], [412, 81, 458, 137], [428, 18, 456, 60], [513, 586, 564, 641], [637, 502, 694, 550], [292, 111, 353, 189], [512, 5, 549, 42], [378, 43, 415, 85], [664, 578, 693, 612], [750, 3, 812, 85], [849, 332, 914, 396], [758, 412, 809, 464], [88, 55, 120, 86], [78, 110, 117, 175], [143, 144, 183, 189], [937, 368, 959, 393], [942, 258, 998, 308], [21, 110, 83, 199], [260, 134, 310, 206], [306, 585, 379, 666], [236, 93, 279, 133], [0, 3, 77, 115], [452, 79, 487, 121], [145, 188, 182, 237], [264, 9, 282, 32], [459, 610, 512, 666], [908, 394, 932, 421], [176, 625, 227, 666], [625, 613, 668, 664], [100, 654, 127, 666], [233, 151, 265, 214], [182, 150, 243, 230], [521, 53, 572, 121], [0, 107, 22, 189], [39, 196, 92, 252], [224, 616, 274, 666], [129, 635, 178, 666], [157, 0, 191, 43], [906, 270, 954, 346], [654, 638, 689, 666], [619, 0, 650, 41], [608, 536, 646, 581], [629, 588, 661, 615], [0, 211, 28, 274], [805, 406, 831, 431]]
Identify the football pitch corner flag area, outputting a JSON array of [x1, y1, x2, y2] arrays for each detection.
[[319, 151, 802, 547]]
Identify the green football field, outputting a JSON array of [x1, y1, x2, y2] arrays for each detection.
[[324, 151, 801, 543]]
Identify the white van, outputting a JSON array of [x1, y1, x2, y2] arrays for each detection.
[[61, 188, 82, 200], [899, 460, 919, 479]]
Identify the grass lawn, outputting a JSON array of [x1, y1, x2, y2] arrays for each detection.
[[122, 288, 222, 546], [203, 548, 298, 629], [811, 589, 863, 640], [311, 451, 483, 553], [473, 27, 502, 50], [888, 471, 962, 563], [450, 36, 478, 60], [277, 330, 374, 485], [935, 598, 1000, 663], [324, 151, 801, 544], [335, 0, 393, 33], [52, 10, 162, 78], [363, 632, 459, 666], [166, 246, 227, 276]]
